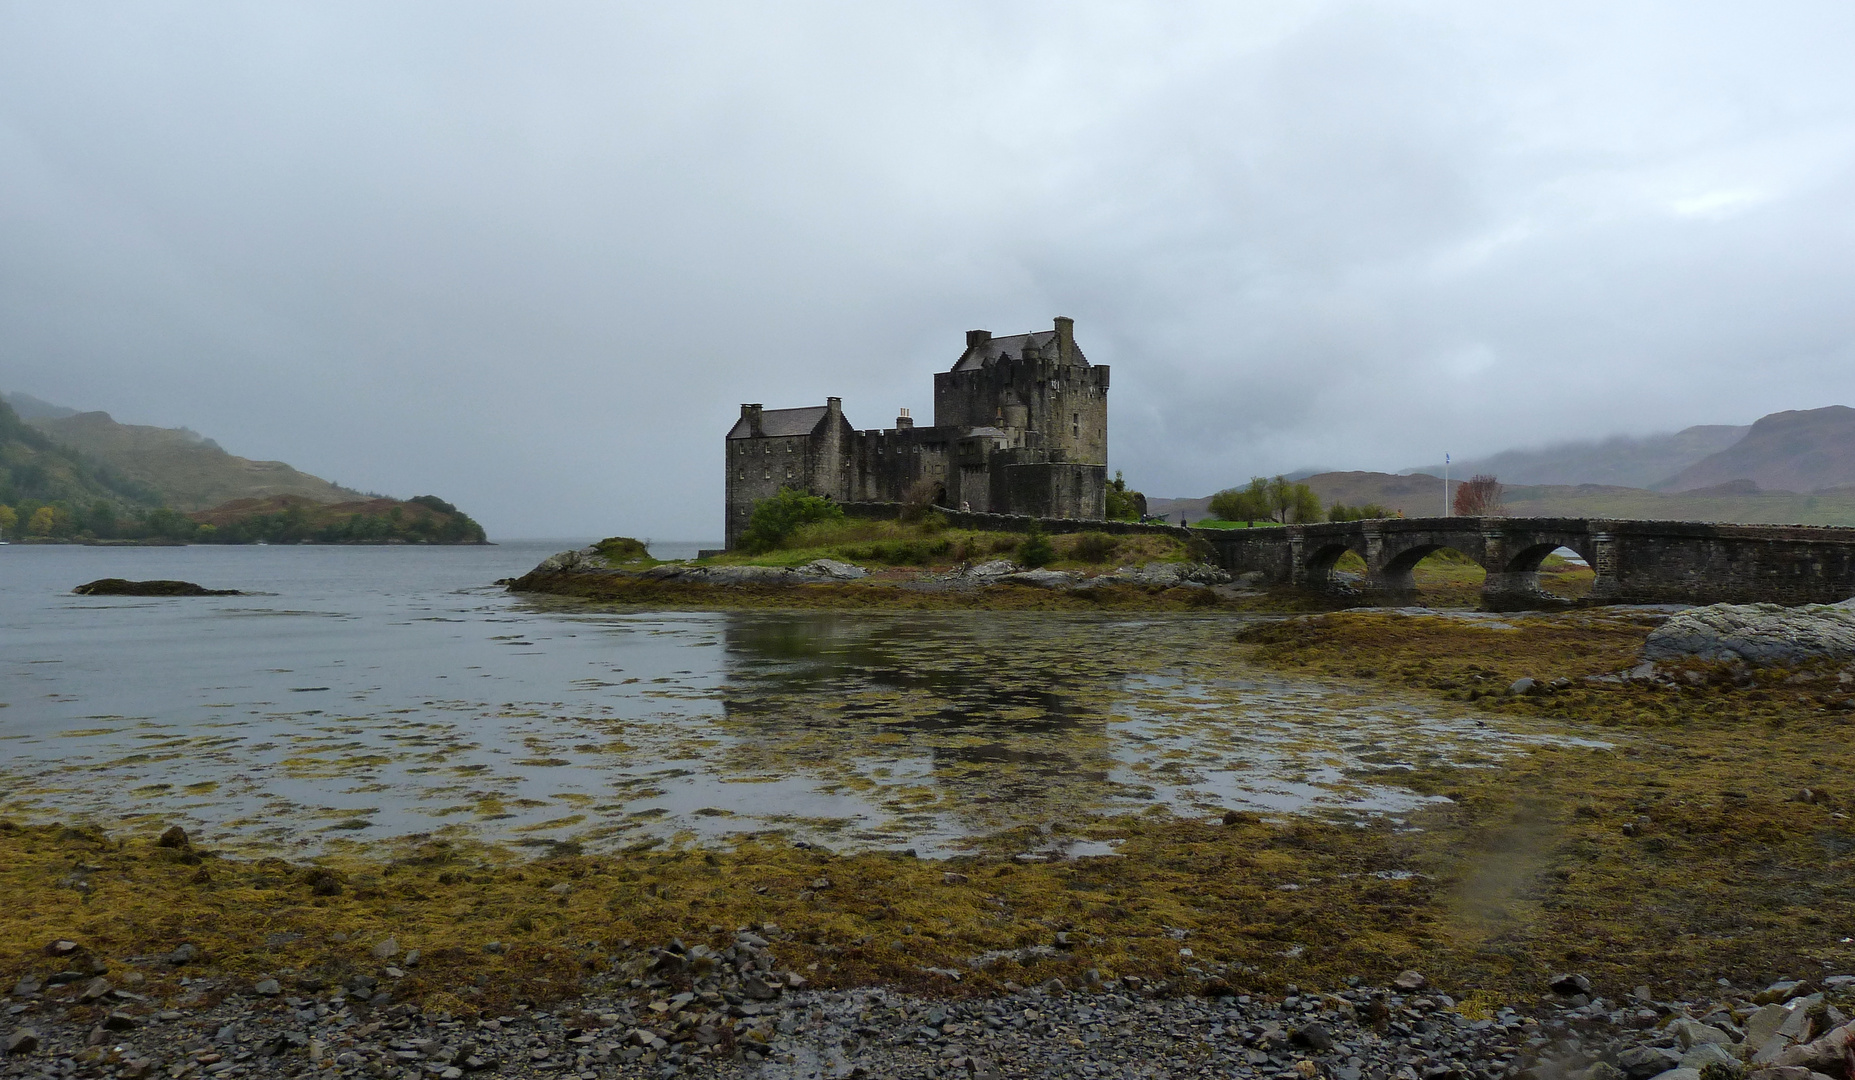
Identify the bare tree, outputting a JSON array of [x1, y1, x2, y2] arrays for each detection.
[[1453, 474, 1504, 517]]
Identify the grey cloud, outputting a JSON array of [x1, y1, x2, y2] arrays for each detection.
[[2, 2, 1853, 537]]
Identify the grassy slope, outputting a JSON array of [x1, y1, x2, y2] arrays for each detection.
[[31, 411, 362, 512], [0, 398, 161, 511]]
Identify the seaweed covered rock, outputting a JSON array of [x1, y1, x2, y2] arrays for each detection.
[[1643, 599, 1855, 666], [1087, 562, 1232, 588], [531, 536, 654, 573], [73, 579, 241, 597]]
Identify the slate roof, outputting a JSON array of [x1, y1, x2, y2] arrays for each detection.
[[726, 405, 831, 440], [952, 330, 1087, 372]]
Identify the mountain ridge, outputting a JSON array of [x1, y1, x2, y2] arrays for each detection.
[[25, 406, 364, 511]]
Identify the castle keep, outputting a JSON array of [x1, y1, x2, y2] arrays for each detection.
[[724, 317, 1109, 549]]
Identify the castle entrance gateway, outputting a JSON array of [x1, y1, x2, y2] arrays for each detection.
[[722, 317, 1110, 549]]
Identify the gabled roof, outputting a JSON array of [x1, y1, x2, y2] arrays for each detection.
[[726, 405, 831, 439], [952, 330, 1087, 372]]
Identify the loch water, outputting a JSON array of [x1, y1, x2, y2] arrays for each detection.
[[0, 542, 1591, 857]]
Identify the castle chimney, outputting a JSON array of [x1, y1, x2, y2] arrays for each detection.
[[895, 406, 914, 429], [966, 329, 992, 349], [742, 403, 764, 437], [826, 396, 842, 416], [1053, 316, 1075, 364]]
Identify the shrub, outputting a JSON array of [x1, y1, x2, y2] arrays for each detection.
[[1070, 531, 1119, 564], [739, 487, 845, 553], [1453, 475, 1503, 516], [1105, 471, 1145, 521], [898, 478, 943, 524], [1018, 522, 1055, 568], [592, 536, 650, 563], [1185, 535, 1216, 563]]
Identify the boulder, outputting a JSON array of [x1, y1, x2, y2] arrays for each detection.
[[1668, 1018, 1734, 1049], [1776, 1020, 1853, 1074], [1000, 569, 1081, 589], [794, 559, 866, 580], [1644, 599, 1855, 666], [1550, 972, 1594, 996], [697, 565, 799, 586], [1090, 562, 1233, 588], [1619, 1046, 1683, 1078]]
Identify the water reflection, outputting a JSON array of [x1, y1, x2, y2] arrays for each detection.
[[714, 613, 1124, 843], [0, 550, 1602, 857]]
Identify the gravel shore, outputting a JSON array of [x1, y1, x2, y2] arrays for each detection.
[[7, 955, 1852, 1080]]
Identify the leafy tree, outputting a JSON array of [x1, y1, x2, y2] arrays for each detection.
[[1328, 502, 1391, 522], [1104, 470, 1145, 521], [1453, 474, 1503, 517], [27, 506, 55, 535], [1208, 478, 1271, 524], [740, 486, 845, 553], [1017, 521, 1055, 568], [1265, 476, 1324, 523], [0, 505, 15, 537], [1210, 475, 1322, 524]]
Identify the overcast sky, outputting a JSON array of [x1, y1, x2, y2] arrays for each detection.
[[4, 2, 1855, 540]]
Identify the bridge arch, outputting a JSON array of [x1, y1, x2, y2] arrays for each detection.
[[1301, 540, 1369, 591], [1482, 539, 1595, 609], [1374, 540, 1489, 606]]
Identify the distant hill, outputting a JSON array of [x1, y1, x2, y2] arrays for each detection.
[[1156, 469, 1855, 528], [0, 397, 162, 513], [1661, 406, 1855, 494], [2, 391, 80, 422], [23, 406, 363, 511], [1406, 424, 1750, 489], [2, 391, 485, 543]]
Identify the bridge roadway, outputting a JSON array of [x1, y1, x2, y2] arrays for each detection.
[[1194, 517, 1855, 610]]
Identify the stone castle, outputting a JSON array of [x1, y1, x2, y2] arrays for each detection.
[[724, 317, 1109, 549]]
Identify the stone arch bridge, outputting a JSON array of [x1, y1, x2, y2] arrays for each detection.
[[1195, 517, 1855, 610]]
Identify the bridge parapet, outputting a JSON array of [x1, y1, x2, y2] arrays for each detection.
[[1194, 517, 1855, 610]]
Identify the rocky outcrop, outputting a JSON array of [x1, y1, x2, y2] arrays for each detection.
[[521, 548, 868, 586], [509, 547, 1237, 602], [73, 579, 241, 597], [1643, 599, 1855, 666]]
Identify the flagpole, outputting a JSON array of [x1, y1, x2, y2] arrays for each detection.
[[1443, 453, 1450, 518]]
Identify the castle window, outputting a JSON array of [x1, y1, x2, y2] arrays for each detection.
[[785, 466, 793, 479], [763, 469, 769, 479], [1072, 413, 1079, 437], [737, 469, 743, 480]]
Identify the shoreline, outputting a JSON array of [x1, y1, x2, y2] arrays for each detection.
[[1, 818, 1848, 1078]]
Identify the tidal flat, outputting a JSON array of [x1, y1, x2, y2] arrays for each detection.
[[2, 544, 1851, 1019]]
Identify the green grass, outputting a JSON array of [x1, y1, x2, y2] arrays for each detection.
[[1192, 519, 1286, 530], [699, 519, 1192, 570]]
